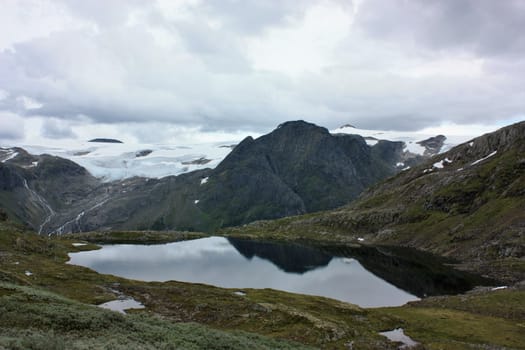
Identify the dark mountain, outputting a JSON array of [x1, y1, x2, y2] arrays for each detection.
[[0, 121, 423, 234], [88, 138, 123, 143], [226, 121, 525, 281], [195, 121, 409, 228], [0, 148, 103, 233], [417, 134, 446, 156]]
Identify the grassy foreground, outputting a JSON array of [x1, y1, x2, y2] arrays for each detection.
[[1, 222, 524, 349], [0, 283, 312, 350]]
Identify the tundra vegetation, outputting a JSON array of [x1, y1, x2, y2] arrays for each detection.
[[1, 219, 524, 349]]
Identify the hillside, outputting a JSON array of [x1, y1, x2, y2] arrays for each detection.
[[224, 121, 525, 282]]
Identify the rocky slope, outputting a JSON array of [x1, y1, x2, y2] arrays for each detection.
[[0, 121, 424, 234], [0, 148, 102, 234], [224, 121, 525, 281], [196, 121, 409, 228]]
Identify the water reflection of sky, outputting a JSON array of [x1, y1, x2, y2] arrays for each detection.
[[68, 237, 418, 307]]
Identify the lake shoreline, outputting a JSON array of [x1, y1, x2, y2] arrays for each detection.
[[3, 223, 523, 348]]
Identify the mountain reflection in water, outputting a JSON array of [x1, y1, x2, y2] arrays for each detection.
[[227, 238, 332, 274], [68, 237, 493, 307], [227, 238, 493, 298]]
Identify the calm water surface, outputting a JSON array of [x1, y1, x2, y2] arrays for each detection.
[[68, 237, 490, 307]]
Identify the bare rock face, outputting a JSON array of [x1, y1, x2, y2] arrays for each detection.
[[135, 150, 153, 157], [181, 157, 211, 165], [88, 138, 123, 143], [417, 135, 446, 156], [0, 164, 24, 190]]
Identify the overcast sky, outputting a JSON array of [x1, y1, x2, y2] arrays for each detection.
[[0, 0, 524, 145]]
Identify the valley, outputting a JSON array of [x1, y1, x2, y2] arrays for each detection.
[[0, 120, 524, 349]]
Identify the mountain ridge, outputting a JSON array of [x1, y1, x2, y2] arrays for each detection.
[[1, 120, 426, 234], [223, 121, 525, 282]]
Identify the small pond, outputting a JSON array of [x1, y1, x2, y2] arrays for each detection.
[[68, 237, 492, 308]]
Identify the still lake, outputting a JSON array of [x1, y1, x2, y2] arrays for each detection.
[[68, 236, 490, 308]]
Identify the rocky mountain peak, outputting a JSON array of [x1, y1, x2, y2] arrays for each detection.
[[417, 135, 447, 156], [275, 120, 330, 136], [206, 120, 414, 229], [339, 123, 356, 129]]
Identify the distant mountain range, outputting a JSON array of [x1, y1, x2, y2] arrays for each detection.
[[9, 122, 478, 182], [0, 120, 459, 234]]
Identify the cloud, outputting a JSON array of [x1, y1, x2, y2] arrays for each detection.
[[57, 0, 148, 27], [197, 0, 318, 34], [355, 0, 525, 58], [41, 118, 76, 139], [0, 112, 25, 141], [16, 96, 43, 110], [0, 0, 523, 143]]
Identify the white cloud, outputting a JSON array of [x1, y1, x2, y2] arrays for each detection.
[[0, 0, 93, 50], [41, 118, 76, 139], [0, 0, 523, 144], [16, 96, 43, 110], [0, 112, 25, 141], [247, 1, 353, 75]]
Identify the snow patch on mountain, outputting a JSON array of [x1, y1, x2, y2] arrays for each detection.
[[21, 141, 238, 181], [364, 138, 378, 146], [0, 149, 18, 163], [333, 125, 477, 156], [471, 151, 497, 166], [433, 158, 452, 169]]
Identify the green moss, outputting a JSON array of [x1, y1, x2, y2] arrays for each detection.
[[66, 230, 207, 244], [374, 306, 525, 349], [399, 203, 431, 223], [0, 283, 311, 350], [358, 192, 395, 209], [410, 289, 525, 321]]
